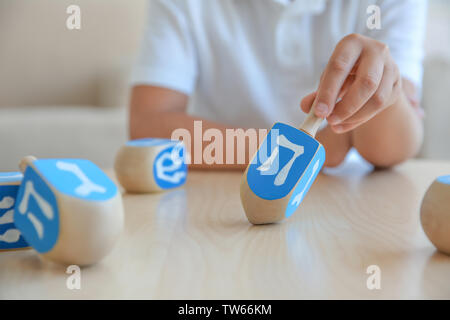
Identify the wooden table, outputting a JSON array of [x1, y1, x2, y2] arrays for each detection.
[[1, 159, 450, 299]]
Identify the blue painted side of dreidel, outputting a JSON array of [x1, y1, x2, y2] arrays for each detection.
[[128, 138, 187, 190], [437, 175, 450, 185], [126, 137, 176, 148], [247, 122, 325, 217], [0, 172, 29, 250], [14, 159, 118, 253], [285, 145, 325, 218]]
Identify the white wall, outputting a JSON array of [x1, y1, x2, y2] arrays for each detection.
[[0, 0, 147, 107], [426, 0, 450, 59]]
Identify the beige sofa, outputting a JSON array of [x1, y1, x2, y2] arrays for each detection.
[[0, 0, 449, 171], [0, 0, 145, 170]]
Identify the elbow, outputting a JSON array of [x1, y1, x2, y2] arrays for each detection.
[[354, 110, 424, 168]]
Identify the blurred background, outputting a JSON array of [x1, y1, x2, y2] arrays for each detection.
[[0, 0, 449, 170]]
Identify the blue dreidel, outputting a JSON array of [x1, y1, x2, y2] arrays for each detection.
[[114, 138, 187, 193], [14, 156, 124, 266], [240, 111, 325, 224], [421, 175, 450, 255], [0, 172, 29, 251]]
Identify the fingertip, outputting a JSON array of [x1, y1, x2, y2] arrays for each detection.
[[314, 102, 329, 118], [300, 98, 312, 113], [300, 91, 317, 113]]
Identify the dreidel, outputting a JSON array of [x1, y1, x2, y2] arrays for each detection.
[[240, 109, 325, 224], [114, 138, 187, 193], [421, 175, 450, 255], [14, 156, 124, 266]]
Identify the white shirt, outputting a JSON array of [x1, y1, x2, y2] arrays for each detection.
[[131, 0, 426, 129]]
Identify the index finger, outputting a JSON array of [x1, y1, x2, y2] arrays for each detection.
[[313, 35, 363, 118]]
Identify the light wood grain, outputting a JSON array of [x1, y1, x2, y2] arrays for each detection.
[[1, 159, 450, 299]]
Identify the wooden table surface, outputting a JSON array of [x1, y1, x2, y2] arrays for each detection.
[[1, 159, 450, 299]]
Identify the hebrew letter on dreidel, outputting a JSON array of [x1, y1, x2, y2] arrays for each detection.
[[19, 181, 54, 219], [56, 161, 106, 197], [27, 212, 44, 239], [18, 180, 53, 239], [155, 151, 186, 184], [256, 130, 280, 175], [257, 135, 304, 187], [274, 135, 304, 186]]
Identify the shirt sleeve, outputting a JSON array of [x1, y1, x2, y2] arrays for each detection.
[[361, 0, 427, 90], [130, 0, 198, 95]]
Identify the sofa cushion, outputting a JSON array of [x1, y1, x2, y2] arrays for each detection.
[[0, 106, 127, 171]]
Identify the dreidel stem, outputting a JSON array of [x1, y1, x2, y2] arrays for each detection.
[[19, 156, 37, 173], [299, 103, 325, 137]]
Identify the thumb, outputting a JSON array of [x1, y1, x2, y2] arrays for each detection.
[[300, 91, 317, 113]]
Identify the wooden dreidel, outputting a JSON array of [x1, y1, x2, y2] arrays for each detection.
[[240, 110, 325, 224], [420, 175, 450, 255], [0, 172, 29, 251], [13, 156, 124, 266], [114, 138, 187, 193]]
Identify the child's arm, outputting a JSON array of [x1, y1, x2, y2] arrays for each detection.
[[350, 79, 423, 167], [130, 85, 248, 170], [130, 85, 357, 169]]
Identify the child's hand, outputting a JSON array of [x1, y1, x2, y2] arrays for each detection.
[[301, 33, 402, 133]]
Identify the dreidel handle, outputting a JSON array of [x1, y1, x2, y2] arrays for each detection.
[[299, 103, 325, 138]]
